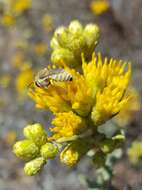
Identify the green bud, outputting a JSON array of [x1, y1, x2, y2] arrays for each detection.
[[51, 27, 66, 49], [54, 27, 69, 48], [54, 26, 66, 39], [69, 20, 83, 34], [67, 34, 86, 60], [40, 143, 59, 159], [24, 157, 46, 176], [23, 123, 47, 147], [51, 48, 77, 67], [112, 134, 125, 141], [50, 38, 61, 49], [84, 24, 100, 47], [13, 140, 39, 161], [99, 139, 115, 154]]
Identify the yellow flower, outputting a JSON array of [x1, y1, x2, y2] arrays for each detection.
[[90, 0, 110, 16], [127, 141, 142, 164], [42, 14, 53, 32], [8, 0, 32, 14], [91, 86, 130, 126], [49, 111, 87, 141], [29, 52, 131, 132], [1, 14, 15, 26], [5, 130, 17, 145], [29, 85, 72, 112], [16, 67, 34, 96], [82, 53, 131, 99], [11, 51, 25, 68], [114, 88, 141, 127], [88, 54, 131, 125], [33, 43, 48, 56], [29, 68, 93, 116]]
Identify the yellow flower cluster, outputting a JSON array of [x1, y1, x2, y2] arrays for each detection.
[[0, 14, 15, 26], [16, 66, 34, 96], [49, 111, 87, 141], [0, 0, 32, 26], [13, 20, 133, 174], [6, 0, 32, 15], [29, 52, 131, 142]]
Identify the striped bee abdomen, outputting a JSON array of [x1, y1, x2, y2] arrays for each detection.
[[48, 69, 73, 82]]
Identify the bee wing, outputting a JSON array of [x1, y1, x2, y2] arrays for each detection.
[[36, 68, 49, 80], [47, 68, 64, 75]]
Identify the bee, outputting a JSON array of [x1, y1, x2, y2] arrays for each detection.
[[35, 68, 73, 89]]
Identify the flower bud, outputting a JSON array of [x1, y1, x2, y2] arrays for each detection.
[[50, 38, 60, 49], [69, 20, 83, 34], [53, 27, 69, 48], [60, 145, 79, 167], [60, 140, 91, 167], [54, 27, 66, 39], [84, 24, 100, 47], [23, 123, 47, 147], [70, 37, 86, 60], [40, 143, 59, 159], [51, 48, 77, 67], [50, 20, 100, 68], [24, 157, 46, 176], [13, 140, 39, 161], [99, 139, 115, 154]]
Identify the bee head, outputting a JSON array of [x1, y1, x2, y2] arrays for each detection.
[[69, 77, 73, 81]]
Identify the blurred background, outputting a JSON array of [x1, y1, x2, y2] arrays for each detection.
[[0, 0, 142, 189]]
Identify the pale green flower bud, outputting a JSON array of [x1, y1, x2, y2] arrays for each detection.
[[24, 157, 46, 176], [23, 123, 47, 147], [51, 48, 77, 67], [54, 27, 69, 48], [50, 27, 66, 49], [54, 26, 66, 39], [13, 140, 39, 161], [69, 20, 83, 34], [84, 24, 100, 47], [50, 20, 100, 68], [67, 35, 86, 60], [40, 143, 59, 159], [50, 38, 60, 49]]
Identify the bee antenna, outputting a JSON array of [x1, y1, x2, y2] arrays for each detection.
[[28, 82, 34, 88]]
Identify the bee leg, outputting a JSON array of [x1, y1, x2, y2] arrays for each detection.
[[50, 79, 54, 85]]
